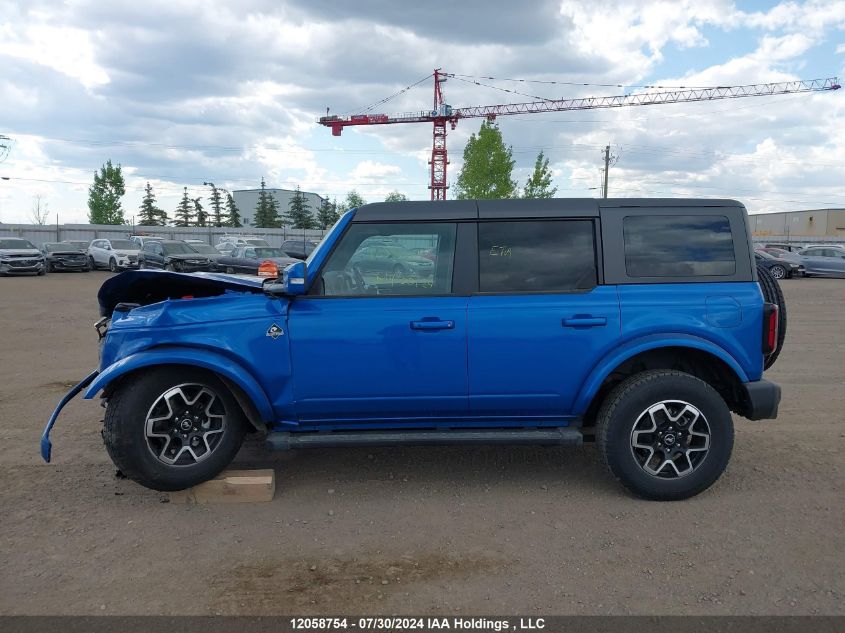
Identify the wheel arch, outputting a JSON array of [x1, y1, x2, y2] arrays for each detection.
[[84, 348, 273, 432], [576, 337, 750, 424]]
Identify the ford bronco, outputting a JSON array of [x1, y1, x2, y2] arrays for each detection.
[[43, 199, 785, 500]]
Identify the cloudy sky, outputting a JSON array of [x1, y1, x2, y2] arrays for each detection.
[[0, 0, 843, 224]]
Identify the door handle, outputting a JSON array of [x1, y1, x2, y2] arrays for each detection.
[[562, 315, 607, 328], [410, 319, 455, 331]]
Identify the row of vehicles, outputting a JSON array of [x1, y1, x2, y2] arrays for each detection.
[[754, 244, 845, 279]]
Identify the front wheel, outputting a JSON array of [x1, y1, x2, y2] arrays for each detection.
[[102, 367, 247, 491], [769, 264, 786, 280], [109, 258, 118, 272], [596, 370, 734, 501], [89, 256, 96, 270]]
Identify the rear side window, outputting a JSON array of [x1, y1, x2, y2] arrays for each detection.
[[478, 220, 597, 293], [623, 215, 736, 277]]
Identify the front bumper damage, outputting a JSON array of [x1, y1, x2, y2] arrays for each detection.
[[40, 370, 99, 462]]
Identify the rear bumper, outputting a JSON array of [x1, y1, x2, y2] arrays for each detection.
[[741, 379, 781, 420]]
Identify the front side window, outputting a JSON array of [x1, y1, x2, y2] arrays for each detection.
[[623, 215, 736, 277], [478, 220, 597, 293], [319, 223, 456, 296]]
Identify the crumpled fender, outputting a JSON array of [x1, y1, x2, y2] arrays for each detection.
[[84, 346, 275, 422], [572, 333, 750, 414]]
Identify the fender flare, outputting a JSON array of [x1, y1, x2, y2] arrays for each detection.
[[573, 333, 750, 414], [84, 347, 275, 425]]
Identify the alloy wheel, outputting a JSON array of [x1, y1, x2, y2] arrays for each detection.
[[629, 400, 711, 478]]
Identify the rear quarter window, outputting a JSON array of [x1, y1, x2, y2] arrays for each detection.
[[623, 215, 736, 277]]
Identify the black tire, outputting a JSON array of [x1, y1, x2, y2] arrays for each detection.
[[46, 261, 53, 273], [226, 266, 234, 274], [102, 367, 247, 491], [769, 264, 786, 280], [109, 258, 118, 272], [89, 255, 96, 270], [756, 264, 787, 369], [37, 268, 46, 276], [596, 370, 734, 501]]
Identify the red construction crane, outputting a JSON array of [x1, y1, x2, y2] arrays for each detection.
[[319, 70, 840, 200]]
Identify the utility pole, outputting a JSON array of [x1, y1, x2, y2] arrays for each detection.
[[603, 145, 610, 199]]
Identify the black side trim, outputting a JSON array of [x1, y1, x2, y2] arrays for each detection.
[[741, 379, 781, 420]]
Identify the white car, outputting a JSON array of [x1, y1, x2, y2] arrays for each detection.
[[88, 238, 141, 272]]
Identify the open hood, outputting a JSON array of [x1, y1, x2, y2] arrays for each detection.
[[97, 270, 265, 316]]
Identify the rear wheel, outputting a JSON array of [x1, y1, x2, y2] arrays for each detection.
[[597, 370, 734, 501], [102, 367, 247, 491], [769, 264, 786, 280]]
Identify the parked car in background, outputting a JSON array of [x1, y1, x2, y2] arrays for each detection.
[[765, 243, 802, 252], [138, 240, 212, 272], [754, 250, 804, 279], [88, 239, 141, 271], [41, 242, 91, 272], [129, 235, 164, 249], [281, 239, 319, 260], [797, 245, 845, 277], [348, 244, 435, 278], [0, 238, 46, 276], [216, 235, 270, 254], [185, 242, 225, 271], [60, 240, 91, 252], [758, 247, 805, 265], [216, 246, 297, 276]]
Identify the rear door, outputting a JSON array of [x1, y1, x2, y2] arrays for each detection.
[[467, 204, 620, 420]]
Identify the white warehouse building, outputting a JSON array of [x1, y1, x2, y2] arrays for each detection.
[[232, 188, 325, 227]]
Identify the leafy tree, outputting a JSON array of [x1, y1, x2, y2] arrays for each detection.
[[384, 191, 408, 202], [193, 197, 207, 227], [172, 187, 195, 227], [523, 151, 557, 199], [454, 121, 517, 200], [254, 177, 283, 228], [138, 182, 167, 225], [286, 186, 315, 229], [225, 193, 242, 228], [88, 159, 126, 224], [341, 189, 366, 211], [316, 197, 340, 229], [208, 185, 224, 226]]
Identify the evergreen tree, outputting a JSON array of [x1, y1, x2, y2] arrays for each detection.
[[384, 191, 408, 202], [225, 193, 242, 228], [253, 177, 282, 228], [523, 151, 557, 199], [208, 185, 224, 226], [454, 121, 517, 200], [286, 186, 315, 229], [138, 182, 166, 225], [316, 197, 340, 229], [341, 190, 366, 212], [173, 187, 195, 227], [193, 197, 207, 227], [87, 159, 126, 224]]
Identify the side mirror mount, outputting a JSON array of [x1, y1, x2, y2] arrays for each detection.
[[265, 261, 307, 297]]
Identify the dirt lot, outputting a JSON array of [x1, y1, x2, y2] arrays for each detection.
[[0, 271, 842, 615]]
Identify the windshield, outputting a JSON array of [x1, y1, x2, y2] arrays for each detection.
[[43, 243, 67, 252], [246, 239, 270, 247], [0, 239, 36, 249], [110, 240, 135, 250], [254, 248, 285, 258], [62, 241, 89, 250], [756, 250, 776, 260], [187, 243, 217, 254], [162, 242, 196, 254]]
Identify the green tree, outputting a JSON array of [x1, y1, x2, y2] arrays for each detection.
[[225, 193, 242, 228], [523, 151, 557, 199], [138, 182, 167, 225], [384, 191, 408, 202], [193, 197, 207, 227], [286, 186, 315, 229], [316, 197, 340, 229], [208, 185, 224, 226], [454, 120, 517, 200], [341, 189, 366, 211], [87, 159, 126, 224], [254, 177, 283, 228], [172, 187, 195, 227]]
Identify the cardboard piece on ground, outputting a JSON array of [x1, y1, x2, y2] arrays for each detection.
[[168, 469, 275, 504]]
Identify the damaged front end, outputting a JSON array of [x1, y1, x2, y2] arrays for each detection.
[[41, 270, 270, 463]]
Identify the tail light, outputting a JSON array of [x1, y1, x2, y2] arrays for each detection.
[[258, 260, 279, 278], [762, 302, 779, 355]]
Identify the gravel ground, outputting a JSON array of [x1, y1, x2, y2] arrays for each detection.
[[0, 271, 842, 615]]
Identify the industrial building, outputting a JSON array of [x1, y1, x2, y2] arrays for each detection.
[[750, 208, 845, 239], [232, 188, 325, 227]]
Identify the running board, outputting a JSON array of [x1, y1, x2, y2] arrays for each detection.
[[266, 427, 583, 450]]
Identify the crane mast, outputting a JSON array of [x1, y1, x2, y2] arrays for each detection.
[[319, 72, 840, 200]]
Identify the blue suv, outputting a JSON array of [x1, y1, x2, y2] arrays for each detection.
[[43, 199, 784, 500]]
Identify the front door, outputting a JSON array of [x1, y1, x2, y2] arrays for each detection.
[[288, 221, 468, 426], [467, 217, 620, 420]]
